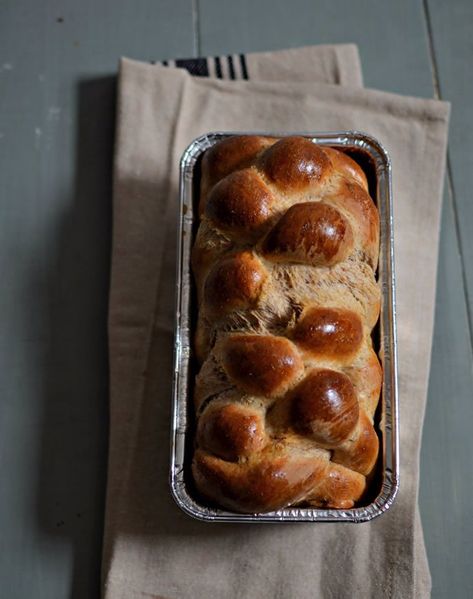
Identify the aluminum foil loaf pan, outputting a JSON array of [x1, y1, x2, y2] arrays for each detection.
[[170, 131, 399, 523]]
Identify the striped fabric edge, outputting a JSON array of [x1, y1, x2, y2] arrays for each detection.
[[151, 54, 249, 80]]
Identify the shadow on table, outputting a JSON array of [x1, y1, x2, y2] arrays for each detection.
[[35, 76, 115, 599]]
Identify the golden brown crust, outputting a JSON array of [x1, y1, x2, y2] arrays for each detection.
[[261, 202, 353, 267], [347, 347, 383, 414], [293, 307, 363, 359], [262, 136, 331, 190], [205, 169, 275, 241], [292, 369, 359, 446], [332, 411, 379, 476], [324, 179, 379, 266], [200, 135, 275, 213], [197, 402, 267, 462], [306, 462, 366, 508], [219, 334, 304, 398], [321, 146, 369, 191], [193, 447, 328, 513], [191, 135, 381, 513], [203, 251, 267, 318]]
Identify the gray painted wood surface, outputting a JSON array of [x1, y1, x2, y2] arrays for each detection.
[[198, 0, 435, 97], [425, 0, 473, 339], [419, 186, 473, 599], [0, 1, 471, 597], [0, 2, 194, 598]]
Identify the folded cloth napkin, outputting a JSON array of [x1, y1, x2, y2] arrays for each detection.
[[102, 44, 449, 599]]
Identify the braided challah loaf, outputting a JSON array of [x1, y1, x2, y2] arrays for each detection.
[[191, 135, 382, 513]]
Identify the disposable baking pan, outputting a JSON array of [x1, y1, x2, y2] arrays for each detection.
[[170, 131, 399, 523]]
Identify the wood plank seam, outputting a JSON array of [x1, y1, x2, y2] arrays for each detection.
[[422, 0, 473, 354], [192, 0, 201, 56]]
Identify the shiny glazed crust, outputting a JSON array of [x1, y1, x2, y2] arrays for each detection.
[[191, 135, 381, 513]]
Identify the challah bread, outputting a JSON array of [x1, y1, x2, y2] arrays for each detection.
[[191, 135, 381, 513]]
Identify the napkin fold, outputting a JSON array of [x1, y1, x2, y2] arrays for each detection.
[[103, 44, 449, 599]]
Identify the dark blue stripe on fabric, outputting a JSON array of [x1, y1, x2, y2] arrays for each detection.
[[239, 54, 249, 79], [215, 56, 223, 79], [174, 58, 209, 77], [227, 55, 236, 80]]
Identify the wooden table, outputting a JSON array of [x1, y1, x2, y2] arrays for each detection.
[[1, 1, 472, 597]]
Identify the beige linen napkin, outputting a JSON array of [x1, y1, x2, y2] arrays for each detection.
[[103, 44, 449, 599]]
